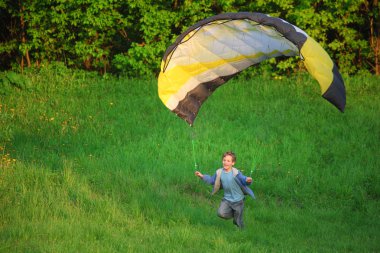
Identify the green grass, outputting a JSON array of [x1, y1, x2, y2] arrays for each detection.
[[0, 69, 379, 252]]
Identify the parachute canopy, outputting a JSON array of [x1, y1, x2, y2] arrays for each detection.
[[158, 12, 346, 125]]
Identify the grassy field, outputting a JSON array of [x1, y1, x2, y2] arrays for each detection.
[[0, 67, 379, 252]]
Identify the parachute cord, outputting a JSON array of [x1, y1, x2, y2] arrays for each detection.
[[250, 160, 257, 178], [191, 127, 198, 171]]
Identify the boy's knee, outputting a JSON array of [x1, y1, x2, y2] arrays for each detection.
[[217, 210, 231, 219]]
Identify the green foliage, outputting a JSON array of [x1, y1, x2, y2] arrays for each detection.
[[0, 0, 377, 75], [112, 0, 217, 77], [0, 0, 126, 71], [111, 1, 176, 77], [287, 0, 370, 75]]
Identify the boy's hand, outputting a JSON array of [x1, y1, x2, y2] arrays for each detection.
[[195, 171, 203, 179], [246, 177, 252, 183]]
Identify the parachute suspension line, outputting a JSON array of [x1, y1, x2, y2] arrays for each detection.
[[250, 147, 262, 178], [250, 159, 256, 177], [190, 127, 199, 171]]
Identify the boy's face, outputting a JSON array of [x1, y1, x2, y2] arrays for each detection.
[[222, 155, 235, 170]]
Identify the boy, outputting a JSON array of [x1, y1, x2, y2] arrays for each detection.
[[195, 151, 255, 228]]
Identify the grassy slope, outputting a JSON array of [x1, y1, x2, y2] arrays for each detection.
[[0, 70, 379, 252]]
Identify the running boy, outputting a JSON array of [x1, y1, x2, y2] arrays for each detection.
[[195, 151, 255, 228]]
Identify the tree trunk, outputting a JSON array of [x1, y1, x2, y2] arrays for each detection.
[[375, 0, 380, 75], [366, 0, 379, 75], [173, 0, 179, 9], [83, 58, 92, 70], [19, 0, 31, 72]]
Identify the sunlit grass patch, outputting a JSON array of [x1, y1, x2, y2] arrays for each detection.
[[0, 70, 379, 252]]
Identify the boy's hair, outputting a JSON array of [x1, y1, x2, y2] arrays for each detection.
[[222, 151, 236, 162]]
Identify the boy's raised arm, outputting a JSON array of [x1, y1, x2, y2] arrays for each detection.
[[195, 171, 216, 185], [195, 171, 203, 178]]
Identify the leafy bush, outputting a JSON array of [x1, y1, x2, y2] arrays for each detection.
[[0, 0, 378, 75]]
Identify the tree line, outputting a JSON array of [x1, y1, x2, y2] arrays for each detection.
[[0, 0, 378, 77]]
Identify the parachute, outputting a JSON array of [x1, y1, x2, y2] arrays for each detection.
[[158, 12, 346, 125]]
